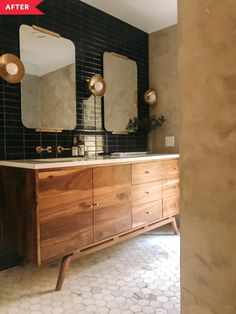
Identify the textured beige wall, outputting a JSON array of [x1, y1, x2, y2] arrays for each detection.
[[149, 25, 178, 153], [179, 1, 236, 313]]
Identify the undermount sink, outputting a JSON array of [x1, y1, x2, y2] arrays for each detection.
[[111, 152, 148, 157], [32, 153, 150, 162], [32, 158, 80, 162]]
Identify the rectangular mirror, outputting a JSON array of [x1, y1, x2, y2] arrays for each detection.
[[103, 52, 138, 134], [20, 25, 76, 131]]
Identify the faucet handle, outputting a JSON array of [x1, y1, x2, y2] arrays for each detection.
[[46, 146, 52, 153], [36, 146, 52, 154], [57, 146, 71, 154]]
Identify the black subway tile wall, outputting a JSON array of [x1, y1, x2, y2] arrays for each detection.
[[0, 0, 149, 160]]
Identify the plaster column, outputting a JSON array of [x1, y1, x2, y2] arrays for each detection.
[[179, 0, 236, 313]]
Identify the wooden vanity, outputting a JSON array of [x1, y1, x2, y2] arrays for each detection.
[[0, 155, 179, 290]]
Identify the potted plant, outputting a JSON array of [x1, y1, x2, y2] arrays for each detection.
[[126, 115, 165, 151]]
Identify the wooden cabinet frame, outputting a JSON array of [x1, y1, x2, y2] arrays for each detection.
[[0, 158, 179, 291]]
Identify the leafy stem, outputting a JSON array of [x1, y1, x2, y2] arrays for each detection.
[[126, 115, 165, 133]]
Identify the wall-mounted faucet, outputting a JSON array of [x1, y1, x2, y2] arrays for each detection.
[[36, 146, 52, 154], [57, 146, 71, 154]]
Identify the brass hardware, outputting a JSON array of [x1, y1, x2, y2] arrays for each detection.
[[87, 204, 94, 208], [57, 146, 72, 154], [36, 146, 53, 154], [144, 89, 158, 106], [35, 128, 63, 133], [0, 54, 25, 83], [112, 131, 129, 135], [32, 25, 60, 38], [111, 52, 129, 60], [88, 74, 106, 97]]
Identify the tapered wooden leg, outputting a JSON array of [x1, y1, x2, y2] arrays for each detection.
[[56, 254, 73, 291], [171, 217, 179, 235]]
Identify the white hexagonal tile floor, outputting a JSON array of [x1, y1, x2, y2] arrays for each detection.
[[0, 228, 180, 314]]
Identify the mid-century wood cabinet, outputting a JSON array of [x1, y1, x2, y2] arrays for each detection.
[[0, 158, 179, 290]]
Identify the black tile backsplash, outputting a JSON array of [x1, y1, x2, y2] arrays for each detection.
[[0, 0, 149, 160]]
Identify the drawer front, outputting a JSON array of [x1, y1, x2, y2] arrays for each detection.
[[132, 181, 162, 206], [132, 161, 164, 185], [163, 197, 180, 217], [163, 178, 179, 199], [165, 159, 179, 179], [132, 201, 162, 228]]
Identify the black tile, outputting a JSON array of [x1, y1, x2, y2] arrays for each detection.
[[0, 0, 149, 162]]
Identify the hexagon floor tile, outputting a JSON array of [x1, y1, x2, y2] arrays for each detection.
[[0, 229, 180, 314]]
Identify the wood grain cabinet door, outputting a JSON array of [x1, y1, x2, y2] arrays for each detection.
[[93, 165, 132, 242], [38, 168, 93, 263]]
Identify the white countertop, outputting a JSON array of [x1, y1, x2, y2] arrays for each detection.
[[0, 154, 179, 170]]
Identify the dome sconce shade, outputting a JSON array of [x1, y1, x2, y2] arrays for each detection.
[[88, 74, 106, 97], [144, 89, 158, 106], [0, 54, 25, 83]]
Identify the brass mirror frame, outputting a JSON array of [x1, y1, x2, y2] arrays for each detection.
[[88, 74, 106, 97], [144, 89, 158, 106], [0, 54, 25, 83]]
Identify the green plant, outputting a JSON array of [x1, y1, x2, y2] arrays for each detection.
[[127, 115, 165, 133]]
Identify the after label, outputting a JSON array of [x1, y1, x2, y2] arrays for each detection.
[[0, 0, 43, 15]]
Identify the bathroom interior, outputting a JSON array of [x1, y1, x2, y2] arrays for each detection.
[[0, 0, 235, 313]]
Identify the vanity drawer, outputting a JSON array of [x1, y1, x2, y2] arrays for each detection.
[[132, 200, 162, 228], [163, 178, 179, 199], [163, 197, 180, 217], [132, 181, 162, 206], [132, 161, 164, 185], [165, 160, 179, 179]]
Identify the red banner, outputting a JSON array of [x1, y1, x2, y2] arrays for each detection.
[[0, 0, 44, 15]]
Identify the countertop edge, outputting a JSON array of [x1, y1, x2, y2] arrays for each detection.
[[0, 154, 180, 170]]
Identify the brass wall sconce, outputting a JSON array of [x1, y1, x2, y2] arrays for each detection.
[[0, 54, 25, 83], [88, 74, 106, 97], [144, 89, 158, 106]]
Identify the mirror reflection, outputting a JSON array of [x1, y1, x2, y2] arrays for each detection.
[[20, 24, 76, 131], [103, 52, 138, 134]]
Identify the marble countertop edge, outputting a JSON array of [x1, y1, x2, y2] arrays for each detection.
[[0, 154, 180, 170]]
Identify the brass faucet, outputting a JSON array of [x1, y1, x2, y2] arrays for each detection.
[[36, 146, 52, 154], [57, 146, 72, 154]]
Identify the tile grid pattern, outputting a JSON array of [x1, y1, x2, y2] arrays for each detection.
[[0, 233, 180, 314], [0, 0, 149, 161]]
